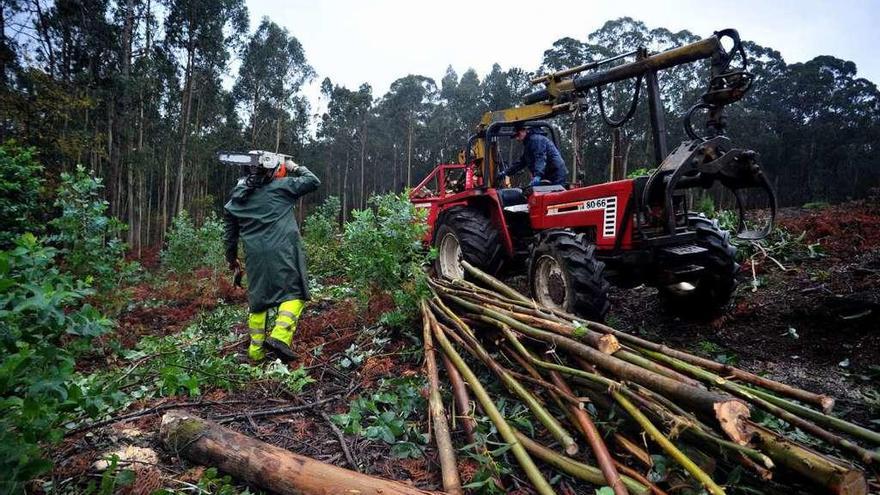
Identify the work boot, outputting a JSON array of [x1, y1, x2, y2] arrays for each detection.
[[264, 336, 298, 361]]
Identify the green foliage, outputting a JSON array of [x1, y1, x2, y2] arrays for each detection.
[[695, 195, 715, 217], [82, 456, 135, 495], [0, 234, 112, 490], [459, 399, 535, 493], [0, 144, 45, 248], [341, 192, 432, 323], [155, 467, 257, 495], [303, 196, 342, 278], [240, 360, 314, 394], [714, 209, 824, 264], [161, 210, 226, 273], [49, 165, 134, 289], [76, 305, 313, 421], [332, 376, 428, 458], [626, 167, 654, 179]]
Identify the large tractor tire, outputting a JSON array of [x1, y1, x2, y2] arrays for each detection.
[[659, 214, 739, 316], [433, 206, 503, 280], [528, 230, 610, 321]]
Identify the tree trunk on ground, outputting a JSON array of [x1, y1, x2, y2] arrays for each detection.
[[748, 423, 866, 495], [421, 302, 462, 495], [160, 410, 439, 495]]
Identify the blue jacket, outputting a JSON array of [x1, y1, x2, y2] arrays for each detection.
[[505, 132, 569, 185]]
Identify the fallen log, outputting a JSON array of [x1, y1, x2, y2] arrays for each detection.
[[421, 302, 463, 495], [159, 410, 439, 495], [748, 423, 867, 495]]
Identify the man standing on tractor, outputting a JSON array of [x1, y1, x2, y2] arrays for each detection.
[[223, 154, 320, 363], [497, 123, 569, 187]]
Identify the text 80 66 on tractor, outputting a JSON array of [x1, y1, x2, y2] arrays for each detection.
[[411, 29, 777, 321]]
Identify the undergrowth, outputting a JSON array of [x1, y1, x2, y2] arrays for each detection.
[[341, 191, 433, 326], [332, 376, 428, 459]]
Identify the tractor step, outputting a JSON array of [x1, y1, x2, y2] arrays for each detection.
[[661, 244, 708, 256], [503, 204, 529, 213]]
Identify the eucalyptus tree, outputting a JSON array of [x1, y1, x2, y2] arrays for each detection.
[[317, 79, 373, 218], [163, 0, 248, 216], [379, 74, 437, 187], [234, 18, 314, 152]]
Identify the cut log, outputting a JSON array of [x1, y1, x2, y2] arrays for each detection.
[[159, 410, 439, 495], [748, 423, 867, 495], [597, 334, 621, 354]]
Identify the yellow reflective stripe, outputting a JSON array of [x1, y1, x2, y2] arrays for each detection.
[[275, 319, 294, 329], [250, 335, 265, 343], [249, 328, 266, 336], [278, 310, 298, 320]]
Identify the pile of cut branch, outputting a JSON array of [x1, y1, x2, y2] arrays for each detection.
[[421, 262, 877, 495]]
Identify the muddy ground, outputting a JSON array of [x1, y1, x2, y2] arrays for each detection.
[[48, 201, 880, 494]]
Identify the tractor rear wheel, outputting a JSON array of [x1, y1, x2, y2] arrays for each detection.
[[528, 230, 610, 321], [433, 207, 503, 279], [659, 214, 739, 316]]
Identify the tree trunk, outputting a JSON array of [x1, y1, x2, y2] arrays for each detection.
[[748, 423, 866, 495], [407, 119, 413, 188], [159, 410, 439, 495], [342, 150, 350, 223], [176, 41, 195, 216], [359, 124, 367, 208]]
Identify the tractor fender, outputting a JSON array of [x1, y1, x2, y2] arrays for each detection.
[[434, 190, 514, 259]]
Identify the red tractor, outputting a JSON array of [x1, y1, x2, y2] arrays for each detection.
[[411, 29, 777, 321]]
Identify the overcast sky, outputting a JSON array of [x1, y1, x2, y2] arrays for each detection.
[[246, 0, 880, 110]]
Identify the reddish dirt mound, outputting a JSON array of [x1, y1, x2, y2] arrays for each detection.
[[779, 200, 880, 258]]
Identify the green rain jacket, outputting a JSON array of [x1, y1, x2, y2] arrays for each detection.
[[223, 167, 320, 313]]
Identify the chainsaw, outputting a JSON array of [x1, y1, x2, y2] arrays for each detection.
[[217, 150, 300, 175]]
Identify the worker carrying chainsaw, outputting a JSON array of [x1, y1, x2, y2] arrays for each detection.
[[496, 123, 569, 187], [221, 150, 320, 362]]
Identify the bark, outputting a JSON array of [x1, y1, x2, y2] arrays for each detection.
[[461, 260, 532, 304], [642, 349, 879, 463], [550, 371, 628, 495], [420, 303, 462, 495], [159, 410, 438, 495], [440, 352, 476, 444], [513, 431, 650, 495], [586, 320, 834, 412], [748, 423, 867, 495]]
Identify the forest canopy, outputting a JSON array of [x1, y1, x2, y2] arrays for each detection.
[[1, 5, 878, 251]]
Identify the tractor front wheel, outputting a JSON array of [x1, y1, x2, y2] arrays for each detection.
[[659, 214, 739, 317], [528, 230, 610, 321], [433, 207, 503, 280]]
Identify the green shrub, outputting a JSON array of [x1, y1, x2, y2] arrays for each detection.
[[0, 234, 112, 490], [626, 167, 654, 179], [49, 165, 134, 289], [331, 376, 427, 458], [341, 192, 431, 323], [695, 195, 715, 217], [303, 196, 342, 278], [161, 210, 226, 273], [715, 209, 823, 263], [0, 144, 45, 248]]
